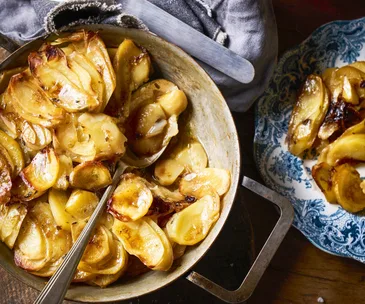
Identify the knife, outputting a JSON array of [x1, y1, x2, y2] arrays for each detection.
[[123, 0, 255, 84]]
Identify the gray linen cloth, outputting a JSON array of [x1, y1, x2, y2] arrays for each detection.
[[0, 0, 277, 112]]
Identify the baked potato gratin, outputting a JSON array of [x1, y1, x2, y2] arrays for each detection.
[[0, 30, 231, 287], [287, 62, 365, 213]]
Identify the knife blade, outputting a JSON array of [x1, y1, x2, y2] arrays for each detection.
[[122, 0, 255, 84]]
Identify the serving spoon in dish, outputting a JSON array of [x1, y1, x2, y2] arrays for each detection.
[[34, 143, 172, 304]]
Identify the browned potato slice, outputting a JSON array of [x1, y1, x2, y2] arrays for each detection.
[[179, 168, 231, 198], [28, 45, 100, 112], [111, 39, 151, 118], [165, 192, 220, 245], [335, 66, 365, 99], [287, 75, 329, 155], [312, 162, 337, 203], [318, 133, 365, 165], [88, 268, 125, 288], [113, 217, 173, 271], [0, 203, 27, 249], [0, 111, 21, 138], [14, 216, 49, 272], [0, 66, 27, 93], [0, 153, 12, 204], [0, 129, 24, 177], [11, 174, 44, 202], [20, 148, 59, 192], [21, 121, 52, 152], [73, 270, 96, 283], [157, 89, 188, 117], [53, 114, 97, 163], [79, 238, 128, 275], [53, 155, 73, 190], [332, 164, 365, 213], [7, 71, 64, 127], [48, 189, 74, 231], [69, 161, 112, 191], [154, 159, 185, 186], [77, 113, 127, 159], [132, 103, 167, 138], [65, 189, 99, 220], [108, 173, 153, 222], [175, 141, 208, 171]]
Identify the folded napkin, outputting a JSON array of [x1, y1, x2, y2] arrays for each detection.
[[0, 0, 277, 112]]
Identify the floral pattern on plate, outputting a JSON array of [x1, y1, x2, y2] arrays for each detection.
[[254, 17, 365, 262]]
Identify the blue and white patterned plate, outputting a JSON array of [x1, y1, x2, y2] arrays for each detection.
[[254, 17, 365, 262]]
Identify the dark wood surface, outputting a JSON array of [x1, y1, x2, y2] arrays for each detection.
[[3, 1, 365, 303]]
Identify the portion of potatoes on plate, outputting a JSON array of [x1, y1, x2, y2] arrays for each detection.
[[287, 62, 365, 213], [0, 30, 231, 287]]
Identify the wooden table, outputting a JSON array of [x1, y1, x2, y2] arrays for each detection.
[[2, 1, 365, 303]]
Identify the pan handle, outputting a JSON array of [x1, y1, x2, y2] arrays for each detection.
[[186, 176, 294, 303], [0, 33, 20, 53]]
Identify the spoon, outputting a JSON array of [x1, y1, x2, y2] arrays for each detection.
[[33, 145, 170, 304]]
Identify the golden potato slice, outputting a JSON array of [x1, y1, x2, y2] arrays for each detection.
[[287, 75, 330, 155], [48, 189, 74, 231], [88, 268, 125, 288], [65, 189, 99, 220], [0, 111, 21, 138], [342, 75, 359, 105], [175, 141, 208, 172], [179, 168, 231, 198], [0, 154, 12, 204], [157, 90, 188, 117], [335, 66, 365, 99], [0, 66, 27, 93], [0, 203, 27, 249], [113, 217, 173, 270], [53, 155, 73, 190], [332, 164, 365, 213], [28, 45, 100, 112], [73, 270, 96, 283], [11, 175, 44, 202], [312, 162, 337, 203], [7, 72, 64, 127], [0, 144, 15, 176], [77, 113, 127, 159], [154, 159, 185, 186], [165, 193, 220, 245], [53, 114, 97, 163], [79, 238, 128, 275], [99, 212, 114, 230], [108, 173, 153, 222], [21, 122, 52, 153], [14, 217, 49, 272], [20, 148, 59, 192], [69, 161, 112, 191], [0, 129, 24, 177], [132, 103, 167, 139], [111, 39, 151, 118], [318, 134, 365, 165]]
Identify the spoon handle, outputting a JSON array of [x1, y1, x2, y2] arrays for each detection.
[[34, 162, 128, 304]]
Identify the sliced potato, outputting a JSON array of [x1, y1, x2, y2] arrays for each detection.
[[111, 39, 151, 118], [287, 75, 329, 155], [69, 161, 112, 191], [113, 217, 173, 270], [21, 122, 52, 152], [79, 238, 128, 275], [165, 192, 220, 245], [73, 270, 96, 283], [0, 129, 24, 177], [179, 168, 231, 198], [14, 216, 49, 272], [108, 173, 153, 222], [0, 154, 12, 204], [157, 89, 188, 117], [65, 189, 99, 220], [332, 163, 365, 213], [154, 159, 185, 186], [53, 155, 73, 190], [53, 114, 97, 163], [342, 75, 359, 105], [77, 113, 127, 159], [88, 268, 125, 288], [318, 134, 365, 165], [175, 141, 208, 171], [7, 71, 64, 127], [20, 148, 59, 192], [0, 111, 21, 138], [11, 175, 43, 201], [0, 66, 27, 93], [0, 203, 27, 249], [28, 45, 100, 112], [48, 189, 74, 231], [312, 162, 337, 203]]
